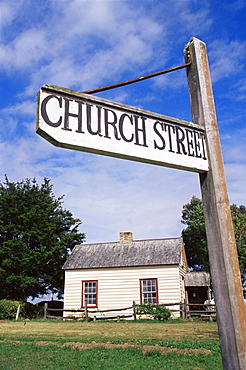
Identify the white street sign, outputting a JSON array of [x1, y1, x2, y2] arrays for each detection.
[[37, 84, 208, 173]]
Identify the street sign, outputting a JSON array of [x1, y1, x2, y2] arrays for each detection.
[[37, 84, 208, 173], [36, 37, 246, 368]]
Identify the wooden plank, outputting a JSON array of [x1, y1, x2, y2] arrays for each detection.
[[185, 37, 246, 370]]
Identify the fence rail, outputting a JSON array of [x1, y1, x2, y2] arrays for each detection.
[[44, 301, 216, 321]]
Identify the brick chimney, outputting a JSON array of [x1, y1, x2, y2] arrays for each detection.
[[120, 232, 133, 244]]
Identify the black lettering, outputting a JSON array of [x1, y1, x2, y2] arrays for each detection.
[[153, 121, 166, 150], [63, 98, 83, 132], [200, 133, 207, 160], [186, 129, 195, 156], [164, 123, 175, 152], [119, 113, 134, 142], [176, 126, 187, 155], [134, 115, 148, 147], [104, 108, 120, 140], [193, 131, 202, 158], [87, 104, 102, 136], [41, 95, 62, 127]]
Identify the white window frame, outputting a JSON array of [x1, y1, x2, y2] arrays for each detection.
[[140, 278, 158, 304]]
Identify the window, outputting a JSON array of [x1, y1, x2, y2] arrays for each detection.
[[140, 278, 158, 304], [82, 280, 98, 307]]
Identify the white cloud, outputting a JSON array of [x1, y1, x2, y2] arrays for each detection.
[[0, 126, 201, 243], [232, 78, 246, 102], [47, 156, 201, 243], [0, 0, 169, 98], [2, 100, 35, 117], [0, 28, 48, 71], [152, 68, 187, 91], [1, 0, 245, 246], [225, 163, 246, 205], [0, 0, 24, 32], [222, 130, 246, 163], [178, 8, 212, 34], [224, 0, 246, 11], [209, 40, 246, 83]]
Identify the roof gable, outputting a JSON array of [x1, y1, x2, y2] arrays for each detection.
[[63, 237, 184, 270]]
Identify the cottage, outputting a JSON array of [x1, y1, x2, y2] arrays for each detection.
[[63, 232, 188, 319]]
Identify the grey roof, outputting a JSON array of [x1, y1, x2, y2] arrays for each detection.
[[185, 272, 210, 287], [63, 237, 184, 270]]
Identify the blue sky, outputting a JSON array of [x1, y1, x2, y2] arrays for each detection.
[[1, 0, 246, 244]]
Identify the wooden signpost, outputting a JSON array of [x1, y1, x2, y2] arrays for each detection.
[[36, 37, 246, 369], [185, 37, 246, 370]]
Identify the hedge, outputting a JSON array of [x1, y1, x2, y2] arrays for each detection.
[[0, 299, 40, 319], [136, 302, 171, 320]]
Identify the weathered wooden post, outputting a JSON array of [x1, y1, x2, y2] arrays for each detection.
[[84, 301, 88, 320], [44, 302, 48, 319], [181, 301, 187, 319], [133, 301, 137, 320], [185, 37, 246, 369], [15, 304, 21, 320]]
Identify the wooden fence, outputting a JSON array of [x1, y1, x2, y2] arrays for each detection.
[[44, 301, 216, 321]]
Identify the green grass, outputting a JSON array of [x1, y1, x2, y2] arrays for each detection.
[[0, 341, 222, 370], [0, 319, 222, 369]]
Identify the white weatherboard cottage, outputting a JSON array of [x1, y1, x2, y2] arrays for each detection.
[[63, 232, 188, 319]]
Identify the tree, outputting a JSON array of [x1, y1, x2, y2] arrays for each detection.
[[181, 196, 208, 271], [230, 204, 246, 284], [0, 176, 85, 301], [181, 196, 246, 288]]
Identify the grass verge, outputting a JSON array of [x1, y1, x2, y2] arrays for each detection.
[[0, 341, 222, 370], [0, 319, 222, 369]]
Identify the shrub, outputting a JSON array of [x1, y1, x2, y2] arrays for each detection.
[[22, 301, 40, 318], [0, 299, 39, 319], [136, 303, 171, 321], [0, 299, 23, 319]]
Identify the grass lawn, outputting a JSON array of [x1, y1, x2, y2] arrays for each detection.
[[0, 319, 222, 369]]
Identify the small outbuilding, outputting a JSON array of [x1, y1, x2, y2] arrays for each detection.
[[63, 232, 188, 319], [184, 271, 211, 311]]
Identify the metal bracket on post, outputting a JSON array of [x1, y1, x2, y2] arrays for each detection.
[[82, 60, 191, 95], [185, 37, 246, 370]]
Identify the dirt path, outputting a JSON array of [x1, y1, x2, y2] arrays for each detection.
[[1, 339, 212, 355]]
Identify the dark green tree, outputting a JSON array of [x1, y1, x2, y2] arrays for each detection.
[[0, 176, 85, 301], [230, 204, 246, 284], [181, 196, 208, 271], [181, 196, 246, 287]]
